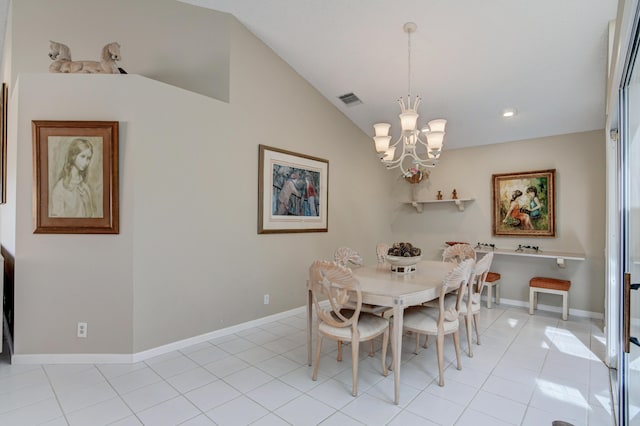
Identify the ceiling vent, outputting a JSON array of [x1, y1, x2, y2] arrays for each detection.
[[338, 92, 362, 106]]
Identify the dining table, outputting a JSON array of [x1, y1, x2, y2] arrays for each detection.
[[306, 259, 455, 405]]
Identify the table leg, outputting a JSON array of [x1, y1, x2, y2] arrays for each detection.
[[392, 302, 403, 405], [307, 285, 312, 366]]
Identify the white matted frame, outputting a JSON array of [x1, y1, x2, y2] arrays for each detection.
[[258, 144, 328, 234]]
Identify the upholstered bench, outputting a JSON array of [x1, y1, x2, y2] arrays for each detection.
[[484, 272, 501, 308], [529, 277, 571, 320]]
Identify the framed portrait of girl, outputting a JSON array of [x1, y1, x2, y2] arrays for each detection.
[[32, 120, 119, 234]]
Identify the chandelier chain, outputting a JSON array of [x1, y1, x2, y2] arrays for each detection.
[[407, 26, 412, 97]]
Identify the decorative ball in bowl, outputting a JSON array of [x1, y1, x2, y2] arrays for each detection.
[[387, 241, 422, 257], [385, 255, 422, 267]]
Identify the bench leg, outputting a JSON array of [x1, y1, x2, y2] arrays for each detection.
[[495, 283, 500, 305], [486, 284, 493, 309], [529, 288, 535, 315], [562, 291, 568, 320]]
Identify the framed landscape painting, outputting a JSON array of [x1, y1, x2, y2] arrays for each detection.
[[32, 120, 119, 234], [492, 169, 556, 237], [258, 144, 328, 234]]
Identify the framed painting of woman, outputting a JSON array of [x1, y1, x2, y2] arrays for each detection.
[[32, 120, 119, 234], [492, 169, 556, 237]]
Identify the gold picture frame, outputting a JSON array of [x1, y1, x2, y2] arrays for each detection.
[[492, 169, 556, 237], [32, 120, 119, 234]]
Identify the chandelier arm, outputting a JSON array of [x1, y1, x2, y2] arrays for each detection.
[[389, 135, 403, 148], [415, 134, 429, 147], [382, 155, 404, 167]]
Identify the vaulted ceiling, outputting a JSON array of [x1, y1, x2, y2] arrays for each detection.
[[181, 0, 618, 151]]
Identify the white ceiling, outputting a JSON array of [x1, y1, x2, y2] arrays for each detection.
[[179, 0, 618, 151]]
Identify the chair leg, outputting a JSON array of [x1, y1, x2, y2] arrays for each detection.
[[465, 314, 473, 357], [337, 340, 343, 361], [369, 340, 375, 357], [351, 337, 359, 396], [486, 284, 493, 309], [381, 329, 389, 377], [414, 332, 421, 354], [388, 323, 394, 372], [473, 313, 481, 345], [423, 334, 430, 348], [436, 333, 445, 386], [312, 335, 323, 381], [452, 331, 462, 370]]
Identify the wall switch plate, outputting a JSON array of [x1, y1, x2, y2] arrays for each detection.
[[263, 294, 269, 304]]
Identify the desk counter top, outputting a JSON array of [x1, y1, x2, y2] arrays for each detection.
[[474, 247, 585, 267]]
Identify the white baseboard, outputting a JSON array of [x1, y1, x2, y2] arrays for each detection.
[[493, 297, 604, 320], [10, 298, 604, 365], [11, 305, 307, 365]]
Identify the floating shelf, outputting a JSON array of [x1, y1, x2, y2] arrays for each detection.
[[408, 198, 474, 213]]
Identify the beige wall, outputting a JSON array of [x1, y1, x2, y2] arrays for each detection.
[[2, 0, 606, 358], [390, 130, 606, 314], [4, 0, 393, 356]]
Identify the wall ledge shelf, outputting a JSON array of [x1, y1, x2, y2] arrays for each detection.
[[408, 198, 474, 213], [475, 247, 586, 268]]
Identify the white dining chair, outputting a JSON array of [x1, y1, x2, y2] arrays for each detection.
[[334, 246, 389, 358], [376, 243, 391, 264], [309, 260, 389, 396], [400, 258, 474, 386], [334, 246, 363, 267], [442, 243, 477, 264], [427, 252, 493, 357]]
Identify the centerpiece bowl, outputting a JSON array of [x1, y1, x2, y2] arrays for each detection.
[[385, 255, 422, 267], [386, 255, 421, 274]]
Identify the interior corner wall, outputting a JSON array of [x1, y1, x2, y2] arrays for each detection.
[[6, 3, 392, 356], [130, 19, 394, 352], [389, 130, 606, 314]]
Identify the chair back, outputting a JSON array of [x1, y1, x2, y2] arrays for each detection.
[[437, 258, 475, 326], [443, 243, 477, 264], [309, 260, 361, 329], [334, 247, 363, 267], [376, 243, 390, 264], [472, 252, 494, 301]]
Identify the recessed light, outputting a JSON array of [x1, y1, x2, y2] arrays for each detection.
[[502, 108, 517, 118]]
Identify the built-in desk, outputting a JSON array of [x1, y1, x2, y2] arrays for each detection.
[[474, 247, 585, 268]]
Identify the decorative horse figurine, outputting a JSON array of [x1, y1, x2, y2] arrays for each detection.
[[48, 41, 122, 74]]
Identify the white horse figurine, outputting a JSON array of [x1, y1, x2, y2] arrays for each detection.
[[48, 41, 122, 74]]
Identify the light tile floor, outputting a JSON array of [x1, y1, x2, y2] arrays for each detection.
[[0, 306, 615, 425]]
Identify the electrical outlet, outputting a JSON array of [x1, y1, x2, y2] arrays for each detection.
[[263, 294, 270, 305], [77, 322, 87, 338]]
